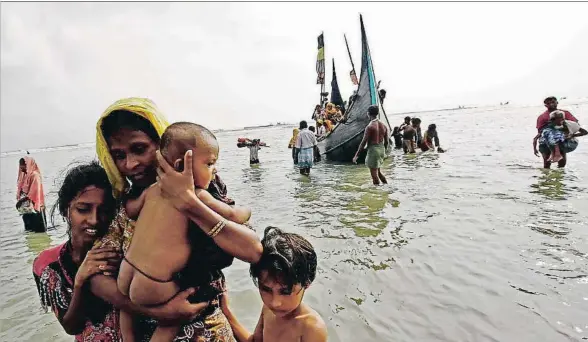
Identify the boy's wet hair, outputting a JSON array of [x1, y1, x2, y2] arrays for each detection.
[[101, 110, 160, 144], [250, 227, 317, 290], [160, 122, 217, 169], [51, 161, 118, 236], [368, 105, 379, 117]]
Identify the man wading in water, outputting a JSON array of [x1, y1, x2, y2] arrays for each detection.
[[353, 105, 389, 185]]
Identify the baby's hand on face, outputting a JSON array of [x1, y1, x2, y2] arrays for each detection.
[[194, 188, 206, 199]]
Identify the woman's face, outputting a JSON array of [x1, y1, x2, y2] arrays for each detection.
[[108, 128, 158, 188], [69, 186, 112, 248]]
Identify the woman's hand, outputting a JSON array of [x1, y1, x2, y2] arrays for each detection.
[[156, 150, 196, 212], [154, 288, 209, 326], [74, 247, 120, 288]]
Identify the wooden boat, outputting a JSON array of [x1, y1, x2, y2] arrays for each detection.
[[317, 15, 391, 163]]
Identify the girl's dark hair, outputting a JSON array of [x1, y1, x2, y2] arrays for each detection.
[[51, 161, 118, 235], [101, 110, 160, 144], [19, 158, 25, 166], [250, 227, 317, 291]]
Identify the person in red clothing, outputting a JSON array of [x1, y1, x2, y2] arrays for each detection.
[[533, 96, 580, 168]]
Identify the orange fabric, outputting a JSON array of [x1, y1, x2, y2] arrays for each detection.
[[16, 157, 45, 211], [324, 120, 334, 132]]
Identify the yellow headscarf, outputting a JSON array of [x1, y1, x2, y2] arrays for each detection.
[[288, 128, 300, 147], [96, 97, 169, 198]]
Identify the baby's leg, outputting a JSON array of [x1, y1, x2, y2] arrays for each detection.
[[120, 310, 136, 342], [551, 144, 563, 163], [150, 325, 181, 342]]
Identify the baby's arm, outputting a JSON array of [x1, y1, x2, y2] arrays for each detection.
[[119, 310, 136, 342], [196, 190, 252, 224]]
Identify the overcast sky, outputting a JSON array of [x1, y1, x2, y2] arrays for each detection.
[[1, 2, 587, 152]]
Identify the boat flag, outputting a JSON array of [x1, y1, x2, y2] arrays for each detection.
[[316, 33, 325, 85]]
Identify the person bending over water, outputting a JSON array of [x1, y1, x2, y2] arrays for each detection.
[[353, 105, 389, 185], [422, 124, 445, 153], [118, 122, 252, 342], [33, 162, 121, 341], [221, 227, 327, 342]]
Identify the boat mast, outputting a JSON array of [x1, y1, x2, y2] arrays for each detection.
[[344, 34, 358, 86]]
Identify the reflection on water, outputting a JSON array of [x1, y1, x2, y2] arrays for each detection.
[[24, 232, 53, 259], [530, 169, 568, 200]]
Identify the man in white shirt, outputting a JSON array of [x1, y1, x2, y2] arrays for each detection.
[[295, 121, 318, 176]]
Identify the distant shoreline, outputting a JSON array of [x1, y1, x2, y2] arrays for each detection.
[[4, 99, 587, 155]]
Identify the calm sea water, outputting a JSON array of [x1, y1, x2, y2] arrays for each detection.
[[1, 103, 587, 341]]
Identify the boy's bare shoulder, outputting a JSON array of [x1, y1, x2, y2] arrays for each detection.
[[299, 305, 327, 341]]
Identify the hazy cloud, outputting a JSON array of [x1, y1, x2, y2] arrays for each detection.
[[1, 2, 587, 152]]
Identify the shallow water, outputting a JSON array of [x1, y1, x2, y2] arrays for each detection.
[[1, 103, 587, 341]]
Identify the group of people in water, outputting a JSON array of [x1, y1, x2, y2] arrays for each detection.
[[14, 95, 586, 342], [24, 97, 327, 342]]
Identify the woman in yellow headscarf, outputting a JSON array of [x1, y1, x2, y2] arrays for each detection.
[[288, 128, 300, 164], [91, 97, 260, 342]]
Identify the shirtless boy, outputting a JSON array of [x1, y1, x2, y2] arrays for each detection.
[[221, 227, 327, 342], [353, 105, 389, 185], [117, 122, 251, 341]]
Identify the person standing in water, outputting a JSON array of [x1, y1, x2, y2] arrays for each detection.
[[295, 121, 318, 176], [248, 139, 263, 165], [353, 105, 389, 185], [16, 156, 47, 232], [288, 128, 300, 165], [533, 96, 580, 168]]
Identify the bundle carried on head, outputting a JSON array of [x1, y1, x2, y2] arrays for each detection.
[[237, 138, 267, 148]]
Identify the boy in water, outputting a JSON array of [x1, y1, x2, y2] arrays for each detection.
[[221, 227, 327, 342], [117, 122, 252, 341]]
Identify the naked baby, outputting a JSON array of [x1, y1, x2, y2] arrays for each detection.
[[117, 122, 251, 341]]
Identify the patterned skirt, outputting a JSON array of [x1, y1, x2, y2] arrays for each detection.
[[298, 147, 314, 169]]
